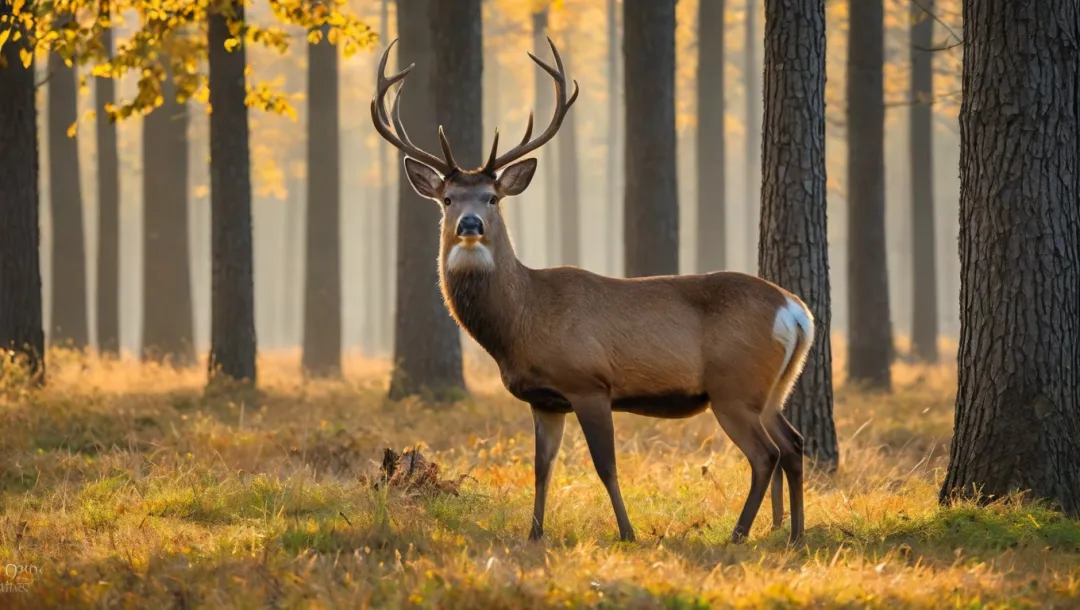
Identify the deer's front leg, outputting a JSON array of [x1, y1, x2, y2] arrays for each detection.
[[529, 407, 566, 541], [571, 394, 635, 542]]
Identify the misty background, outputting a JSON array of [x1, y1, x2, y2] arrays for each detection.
[[34, 0, 962, 359]]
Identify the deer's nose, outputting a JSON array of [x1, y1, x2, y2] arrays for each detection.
[[456, 214, 484, 237]]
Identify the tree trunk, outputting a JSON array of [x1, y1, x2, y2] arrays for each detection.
[[845, 0, 892, 390], [622, 0, 678, 278], [696, 0, 726, 272], [376, 0, 392, 355], [605, 0, 620, 276], [283, 176, 303, 347], [302, 24, 343, 376], [95, 19, 120, 356], [557, 36, 580, 267], [759, 0, 837, 468], [207, 2, 257, 383], [0, 13, 46, 381], [387, 0, 467, 400], [940, 0, 1080, 516], [47, 51, 89, 349], [532, 7, 559, 266], [909, 0, 938, 364], [744, 0, 759, 272], [142, 60, 195, 365]]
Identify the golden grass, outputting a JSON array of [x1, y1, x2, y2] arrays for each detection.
[[1, 338, 1078, 609]]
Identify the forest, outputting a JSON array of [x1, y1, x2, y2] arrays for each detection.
[[1, 0, 1078, 607]]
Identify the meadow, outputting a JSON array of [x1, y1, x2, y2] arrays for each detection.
[[2, 340, 1079, 609]]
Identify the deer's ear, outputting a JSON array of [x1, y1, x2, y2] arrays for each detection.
[[495, 158, 537, 197], [403, 157, 444, 200]]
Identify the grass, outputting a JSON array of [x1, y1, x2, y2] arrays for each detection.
[[1, 339, 1079, 609]]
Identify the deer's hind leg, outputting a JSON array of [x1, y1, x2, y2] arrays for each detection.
[[709, 397, 780, 543], [764, 408, 804, 543]]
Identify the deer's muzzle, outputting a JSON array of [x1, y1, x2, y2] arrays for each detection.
[[456, 214, 485, 238]]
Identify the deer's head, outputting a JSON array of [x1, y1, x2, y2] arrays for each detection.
[[371, 38, 578, 274]]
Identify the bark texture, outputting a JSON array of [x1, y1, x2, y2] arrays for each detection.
[[622, 0, 679, 277], [696, 0, 726, 272], [142, 60, 195, 365], [95, 20, 120, 356], [207, 3, 257, 382], [302, 24, 342, 376], [845, 0, 892, 390], [940, 0, 1080, 515], [606, 0, 620, 275], [758, 0, 837, 468], [556, 37, 581, 267], [387, 0, 467, 400], [375, 0, 392, 354], [0, 13, 46, 381], [48, 51, 89, 348], [909, 0, 938, 363], [744, 0, 759, 271]]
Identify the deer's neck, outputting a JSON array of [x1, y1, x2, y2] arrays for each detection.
[[439, 238, 529, 365]]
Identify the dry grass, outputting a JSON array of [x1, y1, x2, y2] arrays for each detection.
[[1, 338, 1079, 609]]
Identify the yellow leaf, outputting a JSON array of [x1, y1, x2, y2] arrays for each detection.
[[224, 38, 239, 52], [19, 47, 31, 68], [307, 29, 322, 44], [67, 120, 78, 138], [0, 29, 10, 53]]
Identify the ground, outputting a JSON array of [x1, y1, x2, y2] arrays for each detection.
[[1, 339, 1079, 609]]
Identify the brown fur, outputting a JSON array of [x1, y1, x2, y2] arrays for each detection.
[[417, 165, 813, 544], [373, 36, 812, 546], [435, 171, 791, 413]]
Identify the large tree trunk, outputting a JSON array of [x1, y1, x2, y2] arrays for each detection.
[[142, 60, 195, 365], [909, 0, 938, 364], [95, 18, 120, 356], [845, 0, 892, 390], [47, 51, 89, 349], [696, 0, 726, 272], [375, 0, 392, 355], [207, 2, 257, 383], [557, 36, 580, 267], [759, 0, 836, 468], [532, 7, 559, 266], [940, 0, 1080, 516], [302, 25, 342, 376], [0, 14, 46, 381], [605, 0, 620, 276], [387, 0, 466, 400], [622, 0, 678, 277], [743, 0, 759, 273]]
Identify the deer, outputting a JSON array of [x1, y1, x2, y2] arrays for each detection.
[[371, 37, 813, 545]]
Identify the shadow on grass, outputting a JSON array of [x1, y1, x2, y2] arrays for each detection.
[[657, 499, 1080, 570]]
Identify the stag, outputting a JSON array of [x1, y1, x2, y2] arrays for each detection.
[[371, 38, 813, 544]]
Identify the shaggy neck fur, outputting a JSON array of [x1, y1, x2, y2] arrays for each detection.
[[439, 226, 529, 364]]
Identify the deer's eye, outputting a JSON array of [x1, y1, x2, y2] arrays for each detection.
[[488, 195, 498, 205], [443, 197, 451, 206]]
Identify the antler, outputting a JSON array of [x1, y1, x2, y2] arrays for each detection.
[[371, 39, 458, 175], [482, 36, 580, 175]]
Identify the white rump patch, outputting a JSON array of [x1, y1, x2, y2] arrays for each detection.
[[773, 296, 815, 376], [446, 243, 496, 273]]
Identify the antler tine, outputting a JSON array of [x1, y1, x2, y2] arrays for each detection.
[[369, 39, 451, 174], [389, 87, 420, 152], [438, 126, 459, 173], [519, 112, 534, 146], [482, 128, 500, 175], [546, 36, 565, 77], [491, 39, 579, 171]]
